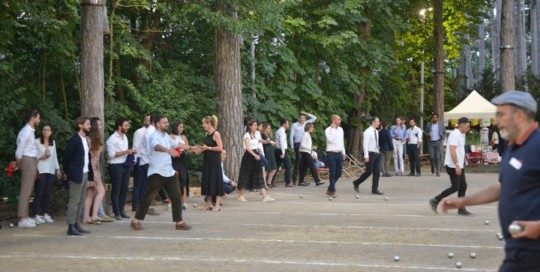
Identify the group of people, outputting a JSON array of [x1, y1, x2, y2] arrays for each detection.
[[14, 112, 228, 233]]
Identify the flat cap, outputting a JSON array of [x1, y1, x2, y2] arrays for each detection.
[[491, 90, 537, 113]]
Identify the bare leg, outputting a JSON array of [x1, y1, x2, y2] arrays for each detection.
[[202, 195, 213, 211], [83, 187, 95, 223], [214, 196, 222, 211], [266, 169, 277, 186], [92, 184, 105, 220]]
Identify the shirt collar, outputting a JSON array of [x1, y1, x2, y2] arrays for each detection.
[[26, 123, 35, 133], [510, 123, 539, 146]]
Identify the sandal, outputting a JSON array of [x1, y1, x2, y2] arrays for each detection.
[[87, 218, 102, 225], [202, 204, 213, 211]]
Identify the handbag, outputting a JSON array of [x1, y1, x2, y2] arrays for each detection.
[[255, 151, 268, 167]]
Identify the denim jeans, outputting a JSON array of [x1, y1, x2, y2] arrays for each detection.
[[132, 162, 149, 209], [326, 152, 343, 193], [108, 163, 131, 216], [275, 149, 291, 185], [33, 173, 55, 215]]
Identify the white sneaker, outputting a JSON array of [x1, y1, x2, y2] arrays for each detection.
[[237, 196, 247, 202], [262, 196, 275, 202], [18, 218, 37, 228], [42, 214, 54, 223], [34, 215, 46, 224]]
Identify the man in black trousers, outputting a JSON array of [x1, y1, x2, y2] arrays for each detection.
[[353, 117, 384, 195]]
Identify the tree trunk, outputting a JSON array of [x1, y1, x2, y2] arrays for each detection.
[[464, 41, 473, 90], [531, 0, 540, 77], [513, 0, 526, 83], [478, 23, 485, 83], [215, 1, 243, 181], [491, 0, 502, 81], [500, 0, 515, 91], [347, 92, 366, 159], [432, 0, 444, 120], [80, 0, 105, 123]]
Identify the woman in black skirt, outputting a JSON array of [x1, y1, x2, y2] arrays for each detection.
[[170, 122, 192, 210], [261, 123, 278, 188], [199, 115, 224, 211], [238, 120, 275, 202]]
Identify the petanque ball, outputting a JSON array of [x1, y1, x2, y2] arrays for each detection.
[[393, 255, 400, 262], [469, 252, 477, 259], [456, 261, 463, 268], [355, 195, 360, 199], [300, 195, 303, 199], [447, 252, 454, 258], [484, 220, 490, 225], [508, 223, 523, 235]]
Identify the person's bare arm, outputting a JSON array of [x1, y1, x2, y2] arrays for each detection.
[[440, 183, 500, 213]]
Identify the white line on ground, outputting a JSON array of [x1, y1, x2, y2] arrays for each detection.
[[14, 234, 503, 249]]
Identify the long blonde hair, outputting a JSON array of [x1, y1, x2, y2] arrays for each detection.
[[202, 115, 218, 128]]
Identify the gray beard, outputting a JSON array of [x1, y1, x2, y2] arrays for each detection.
[[500, 130, 510, 140]]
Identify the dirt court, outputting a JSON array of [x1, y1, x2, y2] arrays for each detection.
[[0, 170, 503, 271]]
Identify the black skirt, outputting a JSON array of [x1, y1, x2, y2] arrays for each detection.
[[238, 151, 265, 190]]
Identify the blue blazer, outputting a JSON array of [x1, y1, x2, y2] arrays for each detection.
[[63, 134, 94, 184]]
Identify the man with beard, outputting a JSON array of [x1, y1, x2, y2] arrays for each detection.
[[106, 117, 136, 220], [63, 116, 94, 236], [15, 109, 41, 228], [439, 91, 540, 271], [130, 115, 191, 231]]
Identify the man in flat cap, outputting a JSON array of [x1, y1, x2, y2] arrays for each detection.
[[440, 90, 540, 271], [428, 117, 471, 216]]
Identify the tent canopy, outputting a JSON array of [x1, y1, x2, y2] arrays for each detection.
[[444, 90, 496, 122]]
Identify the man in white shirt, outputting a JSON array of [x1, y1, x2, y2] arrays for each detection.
[[130, 115, 191, 231], [429, 117, 472, 216], [15, 110, 41, 228], [325, 114, 346, 197], [290, 111, 317, 184], [131, 114, 150, 212], [353, 117, 384, 195], [106, 117, 136, 221], [407, 118, 423, 176], [275, 119, 293, 187]]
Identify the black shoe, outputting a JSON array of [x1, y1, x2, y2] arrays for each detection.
[[407, 173, 415, 176], [458, 208, 473, 216], [67, 224, 82, 236], [429, 198, 439, 214], [115, 215, 122, 221], [436, 173, 440, 177], [120, 212, 131, 219], [298, 182, 310, 186], [353, 181, 360, 193], [371, 190, 384, 195], [431, 166, 434, 174], [416, 173, 421, 177], [382, 173, 393, 177], [315, 181, 325, 186], [74, 223, 90, 234]]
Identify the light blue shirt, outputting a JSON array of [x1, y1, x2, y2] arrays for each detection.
[[431, 123, 440, 141], [147, 130, 178, 178], [390, 125, 407, 141], [289, 113, 317, 147]]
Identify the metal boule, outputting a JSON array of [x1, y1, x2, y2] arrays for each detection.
[[393, 255, 400, 262], [508, 223, 523, 235], [447, 252, 454, 258], [455, 261, 463, 268], [469, 252, 477, 259]]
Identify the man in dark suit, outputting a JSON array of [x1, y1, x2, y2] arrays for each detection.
[[424, 113, 445, 176], [63, 116, 94, 236]]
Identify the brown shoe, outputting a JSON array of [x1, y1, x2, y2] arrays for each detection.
[[175, 222, 192, 230], [130, 221, 143, 230]]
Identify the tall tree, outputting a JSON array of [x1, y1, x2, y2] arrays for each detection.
[[491, 0, 502, 81], [513, 0, 527, 82], [500, 0, 515, 91], [432, 0, 445, 119], [81, 0, 105, 122], [477, 22, 485, 83], [531, 0, 540, 77], [214, 1, 243, 180]]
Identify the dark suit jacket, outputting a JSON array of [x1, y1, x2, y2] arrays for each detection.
[[63, 134, 94, 184], [379, 128, 394, 152], [424, 121, 445, 142]]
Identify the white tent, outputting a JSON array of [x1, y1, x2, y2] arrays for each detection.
[[444, 90, 496, 126]]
